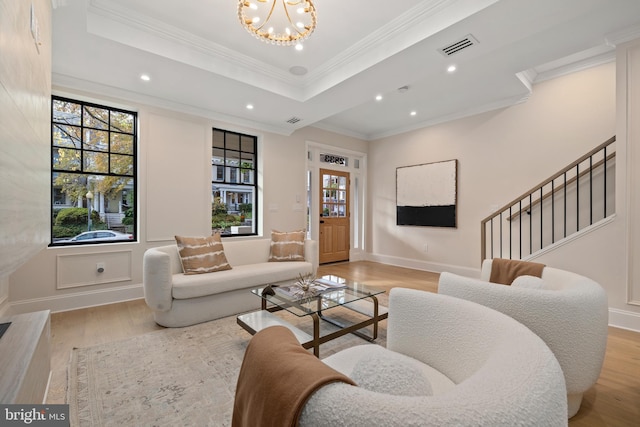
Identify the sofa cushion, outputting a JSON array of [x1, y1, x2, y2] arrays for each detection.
[[351, 351, 433, 397], [511, 275, 545, 289], [269, 230, 305, 262], [322, 345, 455, 396], [175, 234, 231, 275], [172, 261, 313, 299]]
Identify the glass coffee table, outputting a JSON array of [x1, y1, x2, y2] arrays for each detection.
[[237, 275, 388, 357]]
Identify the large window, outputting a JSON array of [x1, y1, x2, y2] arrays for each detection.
[[50, 96, 137, 245], [212, 128, 257, 236]]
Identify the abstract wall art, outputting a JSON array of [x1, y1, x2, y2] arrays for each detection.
[[396, 159, 457, 227]]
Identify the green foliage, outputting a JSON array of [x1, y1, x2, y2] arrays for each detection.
[[53, 207, 105, 238], [122, 208, 134, 225], [212, 198, 228, 215], [55, 207, 96, 225], [212, 214, 241, 230], [122, 192, 135, 226], [123, 209, 134, 225], [52, 225, 79, 238], [239, 203, 252, 215], [52, 208, 63, 223]]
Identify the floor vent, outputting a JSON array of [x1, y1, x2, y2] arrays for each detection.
[[286, 117, 302, 124], [438, 34, 478, 57]]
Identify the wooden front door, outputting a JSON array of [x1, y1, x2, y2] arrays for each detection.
[[319, 168, 350, 264]]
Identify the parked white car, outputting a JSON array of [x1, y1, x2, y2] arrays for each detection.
[[57, 230, 133, 243]]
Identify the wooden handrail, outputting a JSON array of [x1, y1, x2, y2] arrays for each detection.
[[480, 135, 616, 262]]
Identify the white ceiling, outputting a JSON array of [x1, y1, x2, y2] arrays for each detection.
[[51, 0, 640, 140]]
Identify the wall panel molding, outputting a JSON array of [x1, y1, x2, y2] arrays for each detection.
[[56, 250, 132, 289], [623, 41, 640, 306]]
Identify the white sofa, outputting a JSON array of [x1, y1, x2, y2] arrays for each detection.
[[143, 238, 317, 327], [438, 259, 609, 418], [299, 288, 568, 426]]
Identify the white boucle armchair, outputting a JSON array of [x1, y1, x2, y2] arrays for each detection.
[[299, 288, 568, 426], [438, 259, 609, 418]]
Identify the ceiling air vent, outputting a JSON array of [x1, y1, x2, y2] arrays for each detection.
[[438, 34, 479, 57], [286, 117, 302, 124]]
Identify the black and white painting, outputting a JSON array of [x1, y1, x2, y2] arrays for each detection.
[[396, 159, 457, 227]]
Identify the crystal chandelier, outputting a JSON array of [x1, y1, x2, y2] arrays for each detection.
[[238, 0, 317, 47]]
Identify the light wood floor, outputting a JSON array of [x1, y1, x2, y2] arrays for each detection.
[[47, 261, 640, 426]]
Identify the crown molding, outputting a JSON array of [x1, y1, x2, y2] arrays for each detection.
[[310, 123, 369, 141], [86, 0, 499, 103], [87, 0, 303, 100], [302, 0, 499, 100], [605, 24, 640, 47], [52, 73, 298, 137], [531, 45, 615, 83], [367, 91, 530, 141]]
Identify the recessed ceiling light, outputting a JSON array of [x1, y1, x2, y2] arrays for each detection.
[[140, 74, 150, 81], [410, 111, 417, 116], [375, 95, 383, 101], [447, 65, 457, 73], [295, 43, 304, 51], [246, 104, 254, 110]]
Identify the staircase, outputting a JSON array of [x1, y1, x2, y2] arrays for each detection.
[[104, 212, 126, 232], [481, 136, 616, 262]]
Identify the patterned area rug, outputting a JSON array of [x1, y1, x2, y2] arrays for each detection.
[[67, 300, 388, 426]]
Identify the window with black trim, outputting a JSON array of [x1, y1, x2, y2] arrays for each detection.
[[212, 128, 257, 236], [51, 96, 137, 245]]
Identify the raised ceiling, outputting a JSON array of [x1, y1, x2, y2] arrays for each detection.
[[52, 0, 640, 140]]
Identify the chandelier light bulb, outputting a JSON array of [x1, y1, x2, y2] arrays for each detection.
[[238, 0, 317, 47]]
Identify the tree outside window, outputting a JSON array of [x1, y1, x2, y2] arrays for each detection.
[[51, 96, 137, 245]]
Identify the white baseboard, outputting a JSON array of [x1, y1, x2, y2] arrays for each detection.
[[608, 307, 640, 333], [8, 260, 639, 334], [349, 248, 367, 262], [0, 300, 10, 317], [365, 252, 481, 278], [9, 284, 144, 315]]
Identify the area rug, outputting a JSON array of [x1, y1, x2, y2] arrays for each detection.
[[67, 302, 388, 427]]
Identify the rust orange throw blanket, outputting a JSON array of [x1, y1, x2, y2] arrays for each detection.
[[232, 326, 356, 427], [489, 258, 545, 285]]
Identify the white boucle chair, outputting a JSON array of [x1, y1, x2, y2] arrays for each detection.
[[438, 259, 609, 418], [299, 288, 568, 427]]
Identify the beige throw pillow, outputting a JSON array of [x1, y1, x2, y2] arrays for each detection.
[[269, 230, 305, 262], [175, 234, 231, 275]]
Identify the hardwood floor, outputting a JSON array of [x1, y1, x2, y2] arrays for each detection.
[[47, 261, 640, 426]]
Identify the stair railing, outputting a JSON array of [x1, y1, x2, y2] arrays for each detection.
[[480, 136, 616, 262]]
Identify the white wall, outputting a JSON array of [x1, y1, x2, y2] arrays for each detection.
[[0, 0, 51, 313], [367, 60, 640, 330], [368, 63, 615, 269], [7, 92, 368, 313]]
